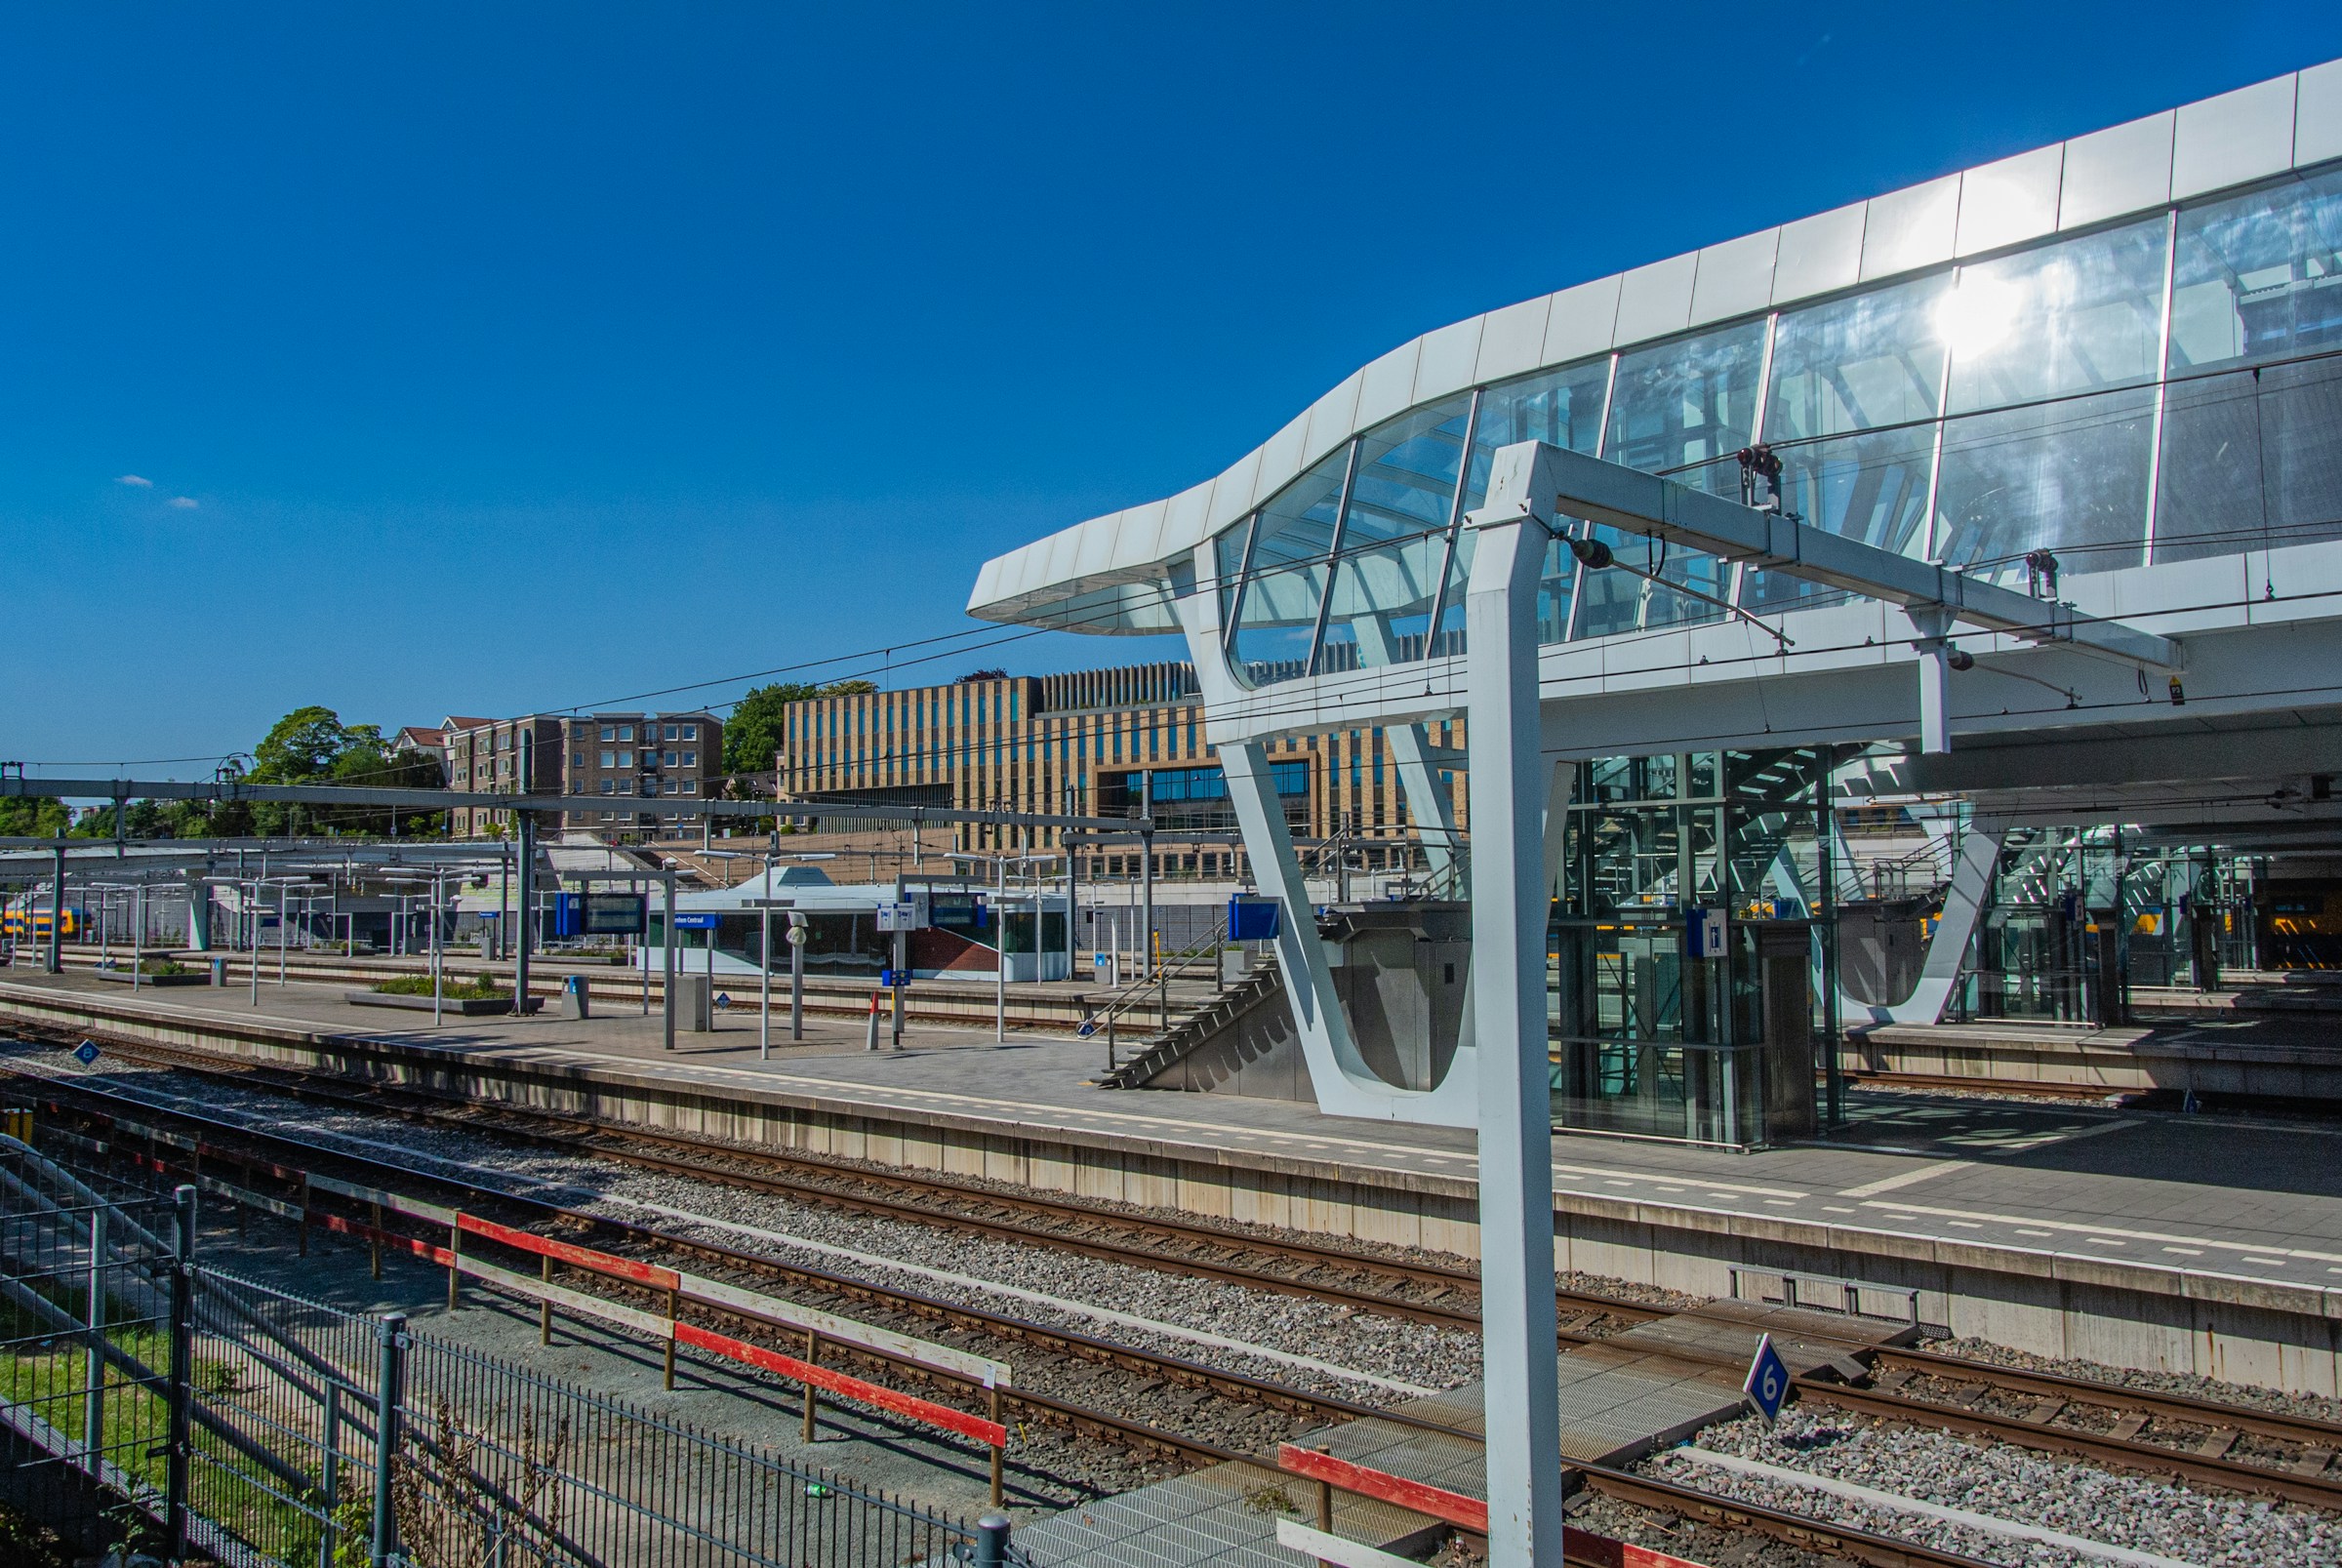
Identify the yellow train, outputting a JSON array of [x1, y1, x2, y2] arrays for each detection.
[[1, 906, 84, 941]]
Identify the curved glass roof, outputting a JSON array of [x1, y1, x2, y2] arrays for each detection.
[[969, 66, 2342, 663]]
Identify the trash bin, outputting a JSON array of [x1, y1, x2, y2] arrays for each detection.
[[210, 958, 226, 987], [560, 975, 592, 1020]]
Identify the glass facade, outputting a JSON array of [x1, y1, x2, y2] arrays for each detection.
[[1209, 163, 2342, 687]]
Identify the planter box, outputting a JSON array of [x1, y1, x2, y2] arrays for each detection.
[[89, 968, 212, 987], [344, 989, 542, 1017]]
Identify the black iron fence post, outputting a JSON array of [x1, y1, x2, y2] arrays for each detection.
[[371, 1311, 407, 1568], [166, 1185, 195, 1561]]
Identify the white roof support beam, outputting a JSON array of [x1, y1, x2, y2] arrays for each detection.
[[1481, 442, 2185, 673]]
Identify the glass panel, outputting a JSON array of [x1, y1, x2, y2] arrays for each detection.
[[1320, 396, 1472, 669], [1747, 275, 1949, 613], [2158, 170, 2342, 563], [2157, 361, 2342, 563], [1934, 219, 2167, 577], [1588, 322, 1767, 636], [1232, 445, 1351, 685], [1945, 218, 2167, 414], [1450, 360, 1612, 653], [1935, 388, 2159, 575], [1213, 514, 1254, 635], [1461, 359, 1613, 508]]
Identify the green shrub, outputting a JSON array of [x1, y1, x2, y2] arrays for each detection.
[[371, 973, 509, 1001]]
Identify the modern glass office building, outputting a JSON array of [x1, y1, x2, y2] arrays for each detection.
[[971, 64, 2342, 1145]]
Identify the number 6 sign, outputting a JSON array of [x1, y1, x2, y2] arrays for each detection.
[[1743, 1332, 1790, 1423]]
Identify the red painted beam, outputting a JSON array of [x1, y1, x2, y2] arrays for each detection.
[[675, 1324, 1007, 1448], [1276, 1446, 1712, 1568], [456, 1211, 681, 1289], [1277, 1444, 1489, 1533]]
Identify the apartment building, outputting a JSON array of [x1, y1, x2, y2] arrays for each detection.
[[441, 714, 562, 837], [560, 711, 724, 836], [775, 663, 1462, 878], [438, 711, 723, 839]]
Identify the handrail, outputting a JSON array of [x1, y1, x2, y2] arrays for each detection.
[[1084, 915, 1229, 1035]]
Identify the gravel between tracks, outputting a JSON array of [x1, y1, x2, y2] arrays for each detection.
[[1920, 1336, 2342, 1428], [22, 1049, 1488, 1399], [1642, 1406, 2339, 1566]]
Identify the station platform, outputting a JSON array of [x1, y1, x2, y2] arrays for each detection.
[[3, 968, 2341, 1396], [1015, 1302, 1910, 1567], [1847, 1006, 2342, 1100]]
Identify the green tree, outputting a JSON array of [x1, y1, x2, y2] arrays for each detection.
[[70, 799, 199, 839], [720, 678, 878, 800], [723, 683, 817, 782], [0, 795, 71, 837], [252, 705, 357, 783], [243, 705, 447, 838]]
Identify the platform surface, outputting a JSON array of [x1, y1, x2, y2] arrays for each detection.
[[7, 970, 2342, 1314]]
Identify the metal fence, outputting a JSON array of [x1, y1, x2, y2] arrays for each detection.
[[0, 1130, 1026, 1567]]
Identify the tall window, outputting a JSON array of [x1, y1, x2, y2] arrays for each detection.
[[2158, 169, 2342, 563], [1934, 218, 2168, 576]]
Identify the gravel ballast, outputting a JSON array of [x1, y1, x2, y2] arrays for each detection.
[[1645, 1406, 2338, 1567], [13, 1048, 1486, 1399]]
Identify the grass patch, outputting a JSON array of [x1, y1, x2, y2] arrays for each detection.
[[0, 1298, 343, 1564]]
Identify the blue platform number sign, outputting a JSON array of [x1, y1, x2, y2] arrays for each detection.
[[714, 992, 732, 1011], [1686, 906, 1726, 958], [1743, 1332, 1790, 1423], [73, 1040, 101, 1066]]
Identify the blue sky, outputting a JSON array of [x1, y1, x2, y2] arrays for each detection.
[[6, 4, 2336, 774]]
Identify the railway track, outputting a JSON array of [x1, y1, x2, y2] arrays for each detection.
[[17, 1069, 1437, 1461], [1800, 1346, 2342, 1510], [12, 1038, 2342, 1564], [15, 1070, 2007, 1568], [0, 1022, 1661, 1337]]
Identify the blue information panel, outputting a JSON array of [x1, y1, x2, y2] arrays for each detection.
[[1743, 1332, 1790, 1423], [671, 912, 720, 932], [1227, 894, 1280, 943]]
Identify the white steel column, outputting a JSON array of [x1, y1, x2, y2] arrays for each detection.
[[1463, 443, 1564, 1567], [1180, 579, 1478, 1125]]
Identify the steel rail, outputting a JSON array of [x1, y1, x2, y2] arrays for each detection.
[[1574, 1466, 1999, 1568], [1868, 1346, 2342, 1453], [27, 1038, 2342, 1528], [18, 1072, 1488, 1449], [1794, 1379, 2342, 1511], [2, 1021, 1662, 1333], [17, 1070, 2249, 1568]]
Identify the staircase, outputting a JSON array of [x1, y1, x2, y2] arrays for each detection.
[[1096, 955, 1284, 1089]]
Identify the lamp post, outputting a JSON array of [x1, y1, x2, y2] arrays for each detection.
[[747, 896, 794, 1063]]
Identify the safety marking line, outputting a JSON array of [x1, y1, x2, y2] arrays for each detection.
[[1839, 1161, 1978, 1199], [1862, 1199, 2342, 1267]]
